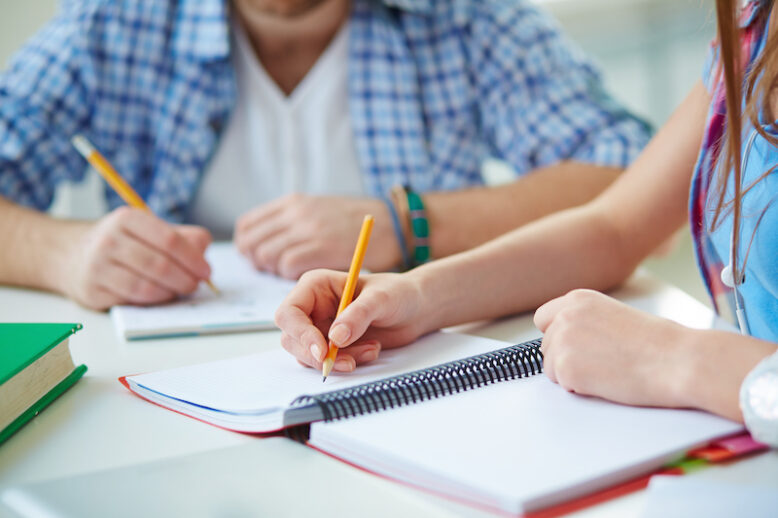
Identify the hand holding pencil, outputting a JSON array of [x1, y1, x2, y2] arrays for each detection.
[[62, 134, 215, 310], [275, 216, 432, 376]]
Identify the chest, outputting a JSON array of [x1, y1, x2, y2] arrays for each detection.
[[707, 129, 778, 339]]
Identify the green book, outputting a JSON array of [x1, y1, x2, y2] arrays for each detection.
[[0, 323, 86, 445]]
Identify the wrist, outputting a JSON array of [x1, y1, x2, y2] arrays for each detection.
[[405, 260, 458, 333], [674, 328, 777, 421]]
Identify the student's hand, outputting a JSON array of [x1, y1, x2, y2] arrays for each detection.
[[275, 269, 427, 373], [59, 207, 213, 311], [534, 289, 692, 409], [235, 194, 402, 279]]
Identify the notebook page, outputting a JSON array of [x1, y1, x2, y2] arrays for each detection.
[[111, 243, 296, 338], [127, 332, 514, 414], [310, 376, 743, 514]]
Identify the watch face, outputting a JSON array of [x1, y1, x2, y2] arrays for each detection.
[[747, 371, 778, 420]]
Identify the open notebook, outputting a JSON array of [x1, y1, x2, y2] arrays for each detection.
[[121, 331, 742, 515], [110, 243, 295, 340]]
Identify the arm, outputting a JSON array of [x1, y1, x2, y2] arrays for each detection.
[[415, 82, 709, 331], [234, 164, 620, 278], [0, 196, 212, 310], [0, 9, 211, 310], [235, 2, 649, 277], [275, 81, 708, 370], [425, 161, 621, 258]]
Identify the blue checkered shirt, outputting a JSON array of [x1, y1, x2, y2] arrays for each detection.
[[0, 0, 650, 222]]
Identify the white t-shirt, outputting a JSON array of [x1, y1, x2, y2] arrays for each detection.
[[190, 19, 364, 239]]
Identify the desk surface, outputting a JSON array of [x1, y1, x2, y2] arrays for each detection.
[[0, 271, 775, 517]]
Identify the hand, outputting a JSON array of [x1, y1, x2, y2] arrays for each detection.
[[534, 289, 691, 408], [275, 269, 427, 373], [235, 194, 402, 279], [59, 207, 212, 310]]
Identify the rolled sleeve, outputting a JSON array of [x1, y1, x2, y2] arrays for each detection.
[[474, 1, 651, 174]]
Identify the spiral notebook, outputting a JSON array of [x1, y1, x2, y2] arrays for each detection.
[[120, 331, 742, 515]]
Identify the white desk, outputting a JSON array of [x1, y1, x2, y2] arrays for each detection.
[[0, 272, 775, 517]]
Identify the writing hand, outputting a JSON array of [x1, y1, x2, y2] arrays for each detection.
[[60, 207, 212, 310], [275, 269, 425, 373], [235, 194, 402, 279]]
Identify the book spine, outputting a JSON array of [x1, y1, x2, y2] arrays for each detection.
[[293, 338, 543, 423]]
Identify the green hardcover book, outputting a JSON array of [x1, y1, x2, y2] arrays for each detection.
[[0, 323, 86, 445]]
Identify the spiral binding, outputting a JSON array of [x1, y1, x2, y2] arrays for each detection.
[[291, 338, 543, 423]]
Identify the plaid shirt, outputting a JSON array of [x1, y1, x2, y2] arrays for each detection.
[[0, 0, 650, 223], [690, 0, 766, 315]]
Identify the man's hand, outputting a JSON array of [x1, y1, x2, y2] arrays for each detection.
[[58, 207, 212, 311], [235, 194, 402, 278]]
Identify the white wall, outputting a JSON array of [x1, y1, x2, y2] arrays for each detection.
[[0, 0, 714, 303]]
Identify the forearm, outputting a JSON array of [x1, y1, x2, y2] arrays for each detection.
[[425, 162, 622, 258], [0, 196, 85, 293], [411, 203, 634, 332], [408, 83, 710, 333]]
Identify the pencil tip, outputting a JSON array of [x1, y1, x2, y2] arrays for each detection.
[[322, 375, 327, 383]]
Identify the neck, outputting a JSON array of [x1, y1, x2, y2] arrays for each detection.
[[232, 0, 349, 95]]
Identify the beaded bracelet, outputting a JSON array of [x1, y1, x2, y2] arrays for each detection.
[[403, 186, 430, 265], [383, 197, 411, 270]]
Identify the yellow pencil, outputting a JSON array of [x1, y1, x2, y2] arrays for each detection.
[[322, 214, 374, 382], [71, 134, 219, 295]]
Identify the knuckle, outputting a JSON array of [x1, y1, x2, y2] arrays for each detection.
[[149, 256, 173, 278], [278, 254, 308, 280], [161, 230, 180, 251]]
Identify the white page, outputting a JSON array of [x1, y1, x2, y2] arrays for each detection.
[[111, 243, 296, 339], [127, 332, 517, 415], [642, 476, 778, 518], [310, 377, 743, 514]]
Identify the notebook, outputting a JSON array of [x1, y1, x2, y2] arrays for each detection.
[[110, 243, 296, 340], [121, 331, 743, 515], [0, 323, 86, 445]]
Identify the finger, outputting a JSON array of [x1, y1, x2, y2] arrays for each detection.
[[277, 242, 327, 280], [109, 232, 200, 295], [327, 288, 392, 349], [177, 225, 212, 253], [253, 232, 308, 276], [83, 285, 124, 312], [235, 196, 292, 236], [343, 340, 382, 365], [533, 295, 571, 333], [240, 220, 289, 268], [97, 260, 175, 305], [120, 211, 211, 280], [540, 325, 558, 384], [280, 332, 321, 370]]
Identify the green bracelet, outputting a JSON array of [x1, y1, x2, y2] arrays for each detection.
[[404, 186, 430, 265]]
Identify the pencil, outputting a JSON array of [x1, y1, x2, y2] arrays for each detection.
[[322, 214, 374, 382], [70, 134, 219, 295]]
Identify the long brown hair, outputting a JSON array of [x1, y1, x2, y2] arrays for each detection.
[[713, 0, 777, 278]]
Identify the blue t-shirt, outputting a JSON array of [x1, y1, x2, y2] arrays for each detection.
[[704, 15, 778, 341]]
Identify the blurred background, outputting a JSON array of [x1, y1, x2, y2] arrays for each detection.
[[0, 0, 716, 304]]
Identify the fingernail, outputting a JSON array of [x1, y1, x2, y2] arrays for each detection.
[[310, 344, 322, 361], [358, 349, 379, 363], [329, 324, 350, 346], [335, 358, 354, 371]]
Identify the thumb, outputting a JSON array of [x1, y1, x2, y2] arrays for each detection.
[[327, 290, 392, 349]]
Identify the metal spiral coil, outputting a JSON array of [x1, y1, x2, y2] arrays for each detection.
[[292, 338, 543, 423]]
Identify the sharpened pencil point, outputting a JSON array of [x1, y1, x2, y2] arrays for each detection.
[[322, 375, 327, 383]]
